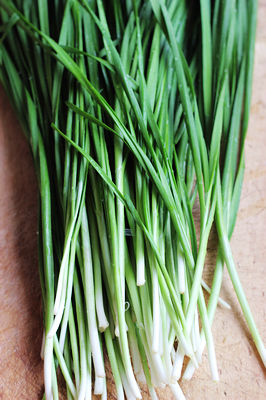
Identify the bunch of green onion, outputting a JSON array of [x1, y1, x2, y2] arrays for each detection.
[[0, 0, 265, 399]]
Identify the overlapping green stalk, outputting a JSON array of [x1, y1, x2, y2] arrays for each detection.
[[0, 1, 264, 400]]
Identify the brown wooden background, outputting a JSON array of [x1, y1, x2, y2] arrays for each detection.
[[1, 1, 266, 399]]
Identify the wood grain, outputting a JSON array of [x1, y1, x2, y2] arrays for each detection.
[[0, 2, 266, 399]]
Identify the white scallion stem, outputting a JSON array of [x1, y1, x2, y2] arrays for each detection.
[[94, 376, 104, 396], [85, 368, 92, 400], [183, 322, 211, 381], [151, 351, 168, 385], [168, 325, 176, 354], [150, 367, 161, 388], [178, 329, 195, 360], [183, 341, 205, 380], [171, 346, 176, 364], [125, 368, 141, 399], [90, 170, 117, 323], [101, 377, 107, 400], [197, 289, 219, 382], [171, 343, 185, 382], [115, 318, 129, 337], [104, 327, 125, 400], [77, 342, 87, 400], [115, 140, 125, 306], [114, 338, 138, 400], [152, 264, 160, 354], [135, 164, 145, 287], [169, 381, 187, 400], [136, 368, 146, 384], [59, 228, 80, 353], [208, 345, 219, 382], [194, 307, 202, 365], [115, 319, 120, 337], [142, 340, 164, 387], [139, 319, 167, 386], [81, 208, 105, 379], [190, 318, 197, 353], [138, 320, 168, 387], [126, 313, 143, 377], [69, 304, 80, 388], [96, 289, 109, 332], [121, 373, 137, 400], [40, 329, 45, 360], [53, 335, 77, 398], [53, 182, 83, 315], [51, 358, 58, 400], [201, 279, 231, 309], [53, 242, 70, 316], [151, 187, 161, 354], [159, 313, 164, 357], [47, 266, 68, 338], [85, 330, 92, 400], [182, 362, 195, 381], [136, 224, 146, 286], [161, 302, 172, 381], [178, 245, 186, 294], [257, 342, 266, 368], [44, 336, 54, 400], [88, 203, 109, 332], [159, 217, 166, 360]]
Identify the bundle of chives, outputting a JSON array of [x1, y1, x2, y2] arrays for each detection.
[[0, 1, 265, 400]]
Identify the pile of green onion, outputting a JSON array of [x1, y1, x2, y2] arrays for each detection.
[[0, 0, 265, 399]]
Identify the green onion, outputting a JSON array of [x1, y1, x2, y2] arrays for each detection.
[[0, 1, 264, 399]]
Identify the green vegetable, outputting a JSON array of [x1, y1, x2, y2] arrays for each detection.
[[0, 1, 264, 399]]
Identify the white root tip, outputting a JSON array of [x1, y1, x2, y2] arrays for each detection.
[[137, 278, 146, 286], [201, 279, 231, 309], [98, 321, 109, 333], [136, 370, 146, 384], [94, 376, 104, 395], [171, 344, 185, 382], [169, 381, 186, 400], [258, 342, 266, 368], [182, 361, 195, 381], [126, 369, 142, 399], [115, 324, 120, 337]]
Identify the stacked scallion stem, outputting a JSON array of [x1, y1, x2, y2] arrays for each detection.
[[0, 1, 265, 399]]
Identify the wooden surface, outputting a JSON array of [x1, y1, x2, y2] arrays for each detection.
[[0, 2, 266, 399]]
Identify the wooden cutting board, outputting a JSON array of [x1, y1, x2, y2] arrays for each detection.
[[1, 2, 266, 399]]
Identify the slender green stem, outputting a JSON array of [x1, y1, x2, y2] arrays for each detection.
[[216, 171, 266, 367]]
